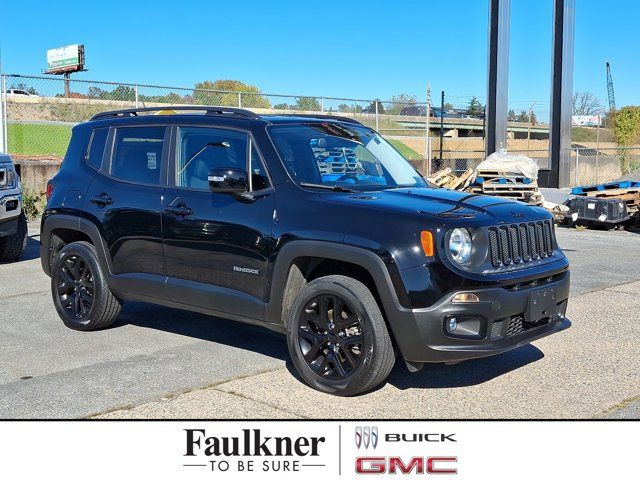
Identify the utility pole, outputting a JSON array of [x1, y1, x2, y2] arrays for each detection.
[[425, 83, 431, 176], [527, 101, 536, 153], [439, 91, 444, 166]]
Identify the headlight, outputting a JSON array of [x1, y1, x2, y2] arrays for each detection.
[[449, 228, 472, 264], [0, 165, 17, 190]]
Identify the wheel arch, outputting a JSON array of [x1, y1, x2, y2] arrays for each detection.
[[267, 241, 407, 327], [40, 214, 113, 279]]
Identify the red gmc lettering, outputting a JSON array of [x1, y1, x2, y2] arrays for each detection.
[[356, 457, 458, 474]]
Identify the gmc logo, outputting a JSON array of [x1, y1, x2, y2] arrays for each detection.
[[356, 456, 457, 474]]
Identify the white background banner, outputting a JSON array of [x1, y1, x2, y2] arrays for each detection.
[[0, 421, 636, 479]]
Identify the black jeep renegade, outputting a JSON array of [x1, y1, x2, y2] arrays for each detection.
[[41, 106, 570, 396]]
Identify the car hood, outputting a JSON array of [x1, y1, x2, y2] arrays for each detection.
[[321, 187, 549, 225]]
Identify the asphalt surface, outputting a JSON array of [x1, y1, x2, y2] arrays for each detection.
[[0, 222, 639, 419]]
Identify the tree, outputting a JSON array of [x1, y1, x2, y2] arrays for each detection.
[[387, 93, 417, 115], [273, 103, 290, 110], [363, 99, 385, 114], [466, 96, 484, 117], [572, 91, 603, 116], [102, 85, 136, 101], [337, 104, 351, 113], [516, 110, 529, 122], [529, 111, 538, 124], [193, 79, 270, 108], [443, 102, 454, 111], [87, 86, 107, 98], [612, 106, 640, 173], [507, 109, 516, 121], [294, 96, 321, 111]]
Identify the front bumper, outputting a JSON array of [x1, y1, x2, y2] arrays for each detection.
[[0, 190, 22, 237], [388, 270, 571, 363]]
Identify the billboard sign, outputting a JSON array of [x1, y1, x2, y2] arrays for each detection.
[[46, 45, 85, 72], [572, 115, 601, 127]]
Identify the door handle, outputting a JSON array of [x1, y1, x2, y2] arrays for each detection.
[[90, 193, 113, 206], [164, 205, 193, 217]]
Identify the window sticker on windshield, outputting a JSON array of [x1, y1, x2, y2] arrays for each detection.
[[147, 152, 157, 170]]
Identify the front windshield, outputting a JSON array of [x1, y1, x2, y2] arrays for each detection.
[[268, 123, 426, 190]]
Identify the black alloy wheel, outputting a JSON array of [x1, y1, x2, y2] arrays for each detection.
[[298, 294, 365, 380], [56, 254, 95, 321]]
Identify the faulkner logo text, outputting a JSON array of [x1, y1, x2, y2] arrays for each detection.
[[184, 429, 326, 473]]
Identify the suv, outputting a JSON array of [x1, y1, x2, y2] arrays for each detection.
[[0, 153, 27, 262], [40, 106, 570, 396]]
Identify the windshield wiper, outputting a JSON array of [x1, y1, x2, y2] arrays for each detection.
[[299, 182, 354, 192]]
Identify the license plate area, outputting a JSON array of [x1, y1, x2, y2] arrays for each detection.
[[528, 287, 557, 323]]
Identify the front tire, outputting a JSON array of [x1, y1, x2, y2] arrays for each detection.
[[51, 241, 121, 331], [286, 275, 395, 396], [0, 212, 27, 262]]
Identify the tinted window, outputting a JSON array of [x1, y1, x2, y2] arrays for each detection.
[[86, 128, 109, 170], [269, 123, 425, 190], [175, 127, 247, 190], [250, 144, 270, 191], [111, 126, 165, 184]]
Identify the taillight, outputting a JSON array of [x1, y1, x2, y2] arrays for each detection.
[[46, 182, 53, 202]]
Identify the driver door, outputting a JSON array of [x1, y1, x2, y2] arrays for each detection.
[[161, 126, 275, 320]]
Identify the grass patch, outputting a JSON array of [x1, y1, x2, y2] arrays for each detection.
[[388, 139, 424, 160], [8, 123, 72, 157]]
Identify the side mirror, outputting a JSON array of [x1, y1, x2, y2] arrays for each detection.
[[208, 168, 248, 195]]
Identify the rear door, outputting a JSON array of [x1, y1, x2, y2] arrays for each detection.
[[84, 125, 168, 290], [161, 125, 275, 319]]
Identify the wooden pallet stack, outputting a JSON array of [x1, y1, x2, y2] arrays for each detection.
[[466, 168, 543, 205], [571, 181, 640, 218], [426, 167, 543, 205]]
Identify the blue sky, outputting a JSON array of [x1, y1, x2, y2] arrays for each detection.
[[0, 0, 636, 119]]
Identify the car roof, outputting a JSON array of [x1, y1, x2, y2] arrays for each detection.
[[88, 106, 366, 129]]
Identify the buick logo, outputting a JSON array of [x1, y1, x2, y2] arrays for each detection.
[[355, 427, 378, 449]]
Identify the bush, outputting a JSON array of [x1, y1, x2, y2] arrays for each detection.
[[612, 106, 640, 173], [21, 190, 46, 221]]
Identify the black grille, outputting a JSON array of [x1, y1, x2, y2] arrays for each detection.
[[490, 319, 504, 339], [488, 220, 554, 268]]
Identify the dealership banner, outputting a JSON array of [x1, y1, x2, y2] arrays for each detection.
[[0, 421, 635, 478]]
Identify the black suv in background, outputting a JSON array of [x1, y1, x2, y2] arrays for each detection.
[[41, 106, 570, 396]]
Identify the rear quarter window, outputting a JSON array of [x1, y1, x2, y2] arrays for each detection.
[[85, 128, 109, 170]]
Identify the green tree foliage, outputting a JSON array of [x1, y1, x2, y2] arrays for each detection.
[[337, 104, 351, 113], [507, 109, 516, 121], [192, 80, 270, 108], [466, 96, 484, 117], [443, 102, 454, 111], [294, 96, 321, 111], [612, 106, 640, 173], [363, 100, 385, 114], [387, 93, 417, 115], [101, 85, 136, 101]]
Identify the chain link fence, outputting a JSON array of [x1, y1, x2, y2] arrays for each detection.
[[0, 74, 636, 188], [0, 74, 430, 159]]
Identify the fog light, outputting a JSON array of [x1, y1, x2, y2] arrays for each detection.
[[452, 293, 480, 303], [448, 317, 458, 332]]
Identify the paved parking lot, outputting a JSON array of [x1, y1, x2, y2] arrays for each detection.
[[0, 223, 639, 419]]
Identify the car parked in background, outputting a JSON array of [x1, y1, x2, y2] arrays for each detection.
[[0, 153, 27, 262], [4, 89, 40, 97]]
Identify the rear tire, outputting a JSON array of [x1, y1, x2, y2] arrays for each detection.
[[286, 275, 395, 396], [51, 241, 121, 331], [0, 212, 27, 262]]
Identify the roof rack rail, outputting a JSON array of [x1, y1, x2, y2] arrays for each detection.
[[267, 113, 364, 125], [90, 105, 260, 121]]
